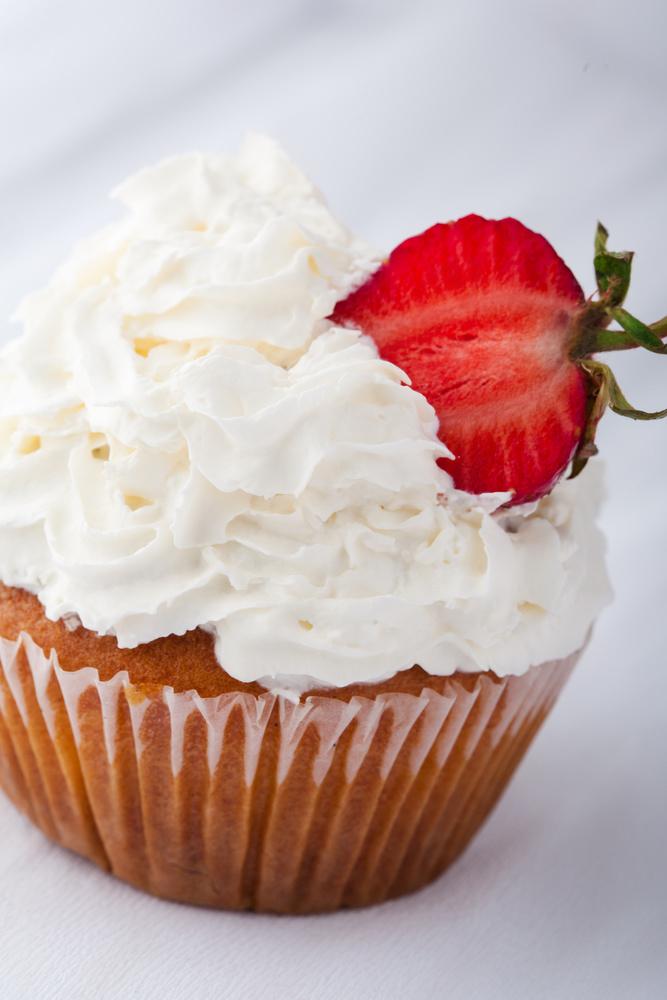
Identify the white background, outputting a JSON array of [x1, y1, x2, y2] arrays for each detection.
[[1, 2, 666, 997]]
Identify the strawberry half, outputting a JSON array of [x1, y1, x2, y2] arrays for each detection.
[[332, 215, 667, 504]]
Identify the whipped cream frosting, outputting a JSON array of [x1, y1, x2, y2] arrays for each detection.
[[0, 135, 611, 688]]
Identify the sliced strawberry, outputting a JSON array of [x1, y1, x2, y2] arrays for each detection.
[[333, 215, 588, 502], [333, 215, 667, 503]]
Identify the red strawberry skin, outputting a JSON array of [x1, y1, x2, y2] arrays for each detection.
[[332, 215, 588, 504]]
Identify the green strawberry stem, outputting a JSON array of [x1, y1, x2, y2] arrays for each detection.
[[569, 223, 667, 479], [580, 316, 667, 353]]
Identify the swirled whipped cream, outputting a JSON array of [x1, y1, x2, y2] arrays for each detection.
[[0, 135, 611, 687]]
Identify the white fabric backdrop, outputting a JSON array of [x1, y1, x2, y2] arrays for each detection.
[[0, 2, 666, 997]]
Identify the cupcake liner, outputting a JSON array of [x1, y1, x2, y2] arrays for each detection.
[[0, 631, 579, 913]]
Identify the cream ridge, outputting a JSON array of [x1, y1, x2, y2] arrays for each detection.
[[0, 135, 612, 687]]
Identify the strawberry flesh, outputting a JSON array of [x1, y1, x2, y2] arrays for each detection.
[[332, 215, 588, 504]]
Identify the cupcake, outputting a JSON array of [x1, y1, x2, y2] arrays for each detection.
[[0, 135, 661, 913]]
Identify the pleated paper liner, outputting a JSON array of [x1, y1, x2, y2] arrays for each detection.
[[0, 631, 579, 913]]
